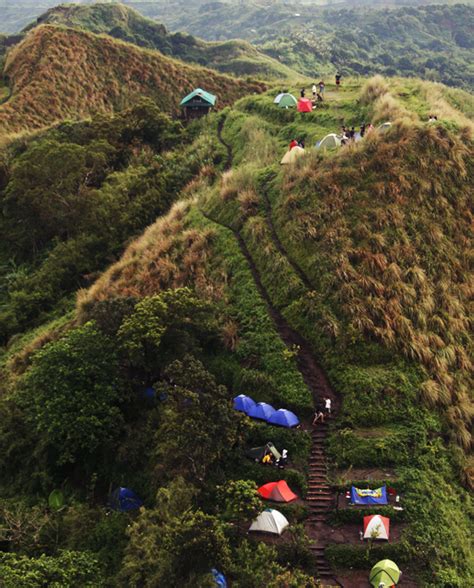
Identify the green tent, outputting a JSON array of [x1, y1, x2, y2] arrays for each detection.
[[278, 93, 297, 108], [180, 88, 216, 107], [369, 559, 401, 587]]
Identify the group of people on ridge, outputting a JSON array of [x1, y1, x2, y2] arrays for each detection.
[[299, 72, 342, 106], [340, 123, 374, 145]]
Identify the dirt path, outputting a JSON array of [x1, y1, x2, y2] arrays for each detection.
[[217, 115, 233, 171], [207, 115, 342, 585]]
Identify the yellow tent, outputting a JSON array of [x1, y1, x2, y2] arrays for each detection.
[[280, 146, 305, 165]]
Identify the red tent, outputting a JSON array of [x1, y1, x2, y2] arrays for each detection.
[[363, 514, 390, 540], [258, 480, 297, 502], [297, 98, 313, 113]]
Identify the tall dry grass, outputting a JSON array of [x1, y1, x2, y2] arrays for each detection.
[[0, 25, 266, 135], [283, 124, 474, 449], [77, 199, 224, 320]]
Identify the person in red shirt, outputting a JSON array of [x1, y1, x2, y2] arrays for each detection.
[[289, 139, 298, 150]]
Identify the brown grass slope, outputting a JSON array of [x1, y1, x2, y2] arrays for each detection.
[[281, 123, 473, 448], [0, 25, 266, 134]]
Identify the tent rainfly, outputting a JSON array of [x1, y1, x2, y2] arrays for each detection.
[[297, 98, 313, 113], [280, 145, 305, 165], [369, 559, 401, 587], [378, 122, 392, 133], [247, 402, 276, 421], [233, 394, 256, 414], [180, 88, 216, 119], [278, 93, 298, 108], [211, 568, 227, 587], [274, 92, 285, 104], [316, 133, 341, 149], [363, 514, 390, 540], [110, 487, 143, 512], [268, 408, 299, 428], [249, 508, 289, 535], [258, 480, 297, 502], [246, 442, 281, 462]]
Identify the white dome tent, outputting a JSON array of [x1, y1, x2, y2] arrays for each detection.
[[249, 508, 289, 535], [316, 133, 342, 149]]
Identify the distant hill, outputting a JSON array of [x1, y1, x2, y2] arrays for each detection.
[[154, 1, 474, 89], [15, 3, 299, 80], [0, 24, 266, 135]]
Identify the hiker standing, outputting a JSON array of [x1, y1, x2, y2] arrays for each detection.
[[349, 126, 356, 140], [325, 397, 332, 416], [335, 72, 341, 90], [360, 123, 366, 137], [300, 87, 306, 98], [319, 80, 325, 95], [312, 83, 317, 98], [279, 449, 288, 468]]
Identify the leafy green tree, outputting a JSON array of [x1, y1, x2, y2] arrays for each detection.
[[118, 288, 216, 370], [119, 500, 230, 587], [2, 139, 115, 255], [0, 550, 103, 588], [153, 355, 240, 483], [19, 322, 124, 464], [220, 479, 261, 525]]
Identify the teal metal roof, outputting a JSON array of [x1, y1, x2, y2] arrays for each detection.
[[180, 88, 217, 107]]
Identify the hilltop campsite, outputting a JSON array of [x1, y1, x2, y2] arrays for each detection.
[[0, 2, 472, 587]]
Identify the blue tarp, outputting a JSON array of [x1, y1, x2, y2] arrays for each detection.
[[233, 394, 256, 414], [211, 569, 227, 587], [351, 486, 388, 505], [268, 409, 299, 428], [110, 487, 143, 512], [247, 402, 276, 421]]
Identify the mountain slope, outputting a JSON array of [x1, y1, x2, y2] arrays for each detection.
[[155, 1, 474, 89], [0, 76, 472, 585], [22, 2, 298, 80], [0, 24, 266, 135]]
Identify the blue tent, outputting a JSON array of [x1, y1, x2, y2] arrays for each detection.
[[143, 387, 156, 400], [268, 409, 299, 428], [351, 486, 388, 505], [247, 402, 276, 421], [110, 487, 143, 512], [211, 569, 227, 587], [233, 394, 256, 414]]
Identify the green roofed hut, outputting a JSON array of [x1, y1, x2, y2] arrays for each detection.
[[180, 88, 217, 120]]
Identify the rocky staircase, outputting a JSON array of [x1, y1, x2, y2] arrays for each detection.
[[306, 420, 336, 580]]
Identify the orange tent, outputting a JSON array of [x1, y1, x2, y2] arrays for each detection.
[[297, 98, 313, 113], [258, 480, 297, 502]]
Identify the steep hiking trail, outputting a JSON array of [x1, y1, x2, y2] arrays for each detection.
[[210, 115, 342, 585]]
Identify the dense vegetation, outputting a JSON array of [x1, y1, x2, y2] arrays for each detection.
[[156, 1, 474, 90], [0, 24, 265, 135], [19, 2, 297, 80], [0, 8, 472, 583]]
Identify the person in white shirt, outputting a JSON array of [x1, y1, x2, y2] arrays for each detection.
[[325, 397, 332, 415]]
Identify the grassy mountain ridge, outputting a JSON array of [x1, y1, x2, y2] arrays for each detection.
[[0, 24, 266, 136], [0, 74, 472, 585], [20, 2, 298, 80]]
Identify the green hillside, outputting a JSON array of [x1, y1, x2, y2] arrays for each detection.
[[18, 2, 298, 80], [0, 24, 265, 136], [0, 73, 472, 586], [156, 1, 474, 90]]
